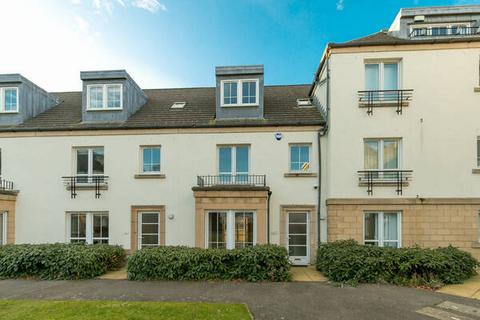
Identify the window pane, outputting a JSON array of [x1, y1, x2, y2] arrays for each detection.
[[364, 213, 378, 241], [289, 246, 307, 256], [143, 147, 161, 172], [76, 149, 89, 175], [290, 146, 300, 171], [4, 89, 17, 112], [89, 86, 103, 109], [289, 213, 307, 223], [289, 223, 307, 234], [242, 81, 256, 104], [70, 214, 86, 240], [208, 212, 227, 249], [107, 85, 121, 108], [383, 63, 398, 91], [364, 141, 379, 170], [235, 146, 249, 174], [92, 148, 104, 174], [365, 64, 380, 90], [142, 235, 159, 246], [223, 82, 237, 105], [235, 212, 254, 248], [142, 223, 159, 234], [93, 214, 108, 240], [383, 140, 399, 169], [383, 213, 398, 241], [219, 147, 232, 174], [141, 213, 159, 224]]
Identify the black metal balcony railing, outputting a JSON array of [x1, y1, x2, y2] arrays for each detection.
[[358, 90, 414, 115], [358, 170, 413, 196], [62, 175, 109, 199], [410, 26, 478, 38], [0, 177, 14, 191], [197, 174, 266, 187]]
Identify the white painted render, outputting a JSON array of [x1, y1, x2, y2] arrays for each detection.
[[1, 129, 319, 248], [314, 46, 480, 199]]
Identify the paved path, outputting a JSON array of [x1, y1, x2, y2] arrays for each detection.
[[1, 279, 479, 319], [439, 274, 480, 300]]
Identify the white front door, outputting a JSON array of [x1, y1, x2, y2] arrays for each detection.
[[287, 212, 309, 265], [138, 212, 160, 249]]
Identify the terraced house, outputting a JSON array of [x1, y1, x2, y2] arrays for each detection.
[[1, 4, 480, 264], [0, 66, 323, 265], [312, 5, 480, 259]]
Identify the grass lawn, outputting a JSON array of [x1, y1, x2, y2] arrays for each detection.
[[0, 300, 251, 320]]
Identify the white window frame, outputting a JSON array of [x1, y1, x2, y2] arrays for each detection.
[[0, 212, 7, 245], [220, 79, 259, 107], [0, 87, 19, 113], [289, 143, 312, 173], [364, 60, 401, 91], [73, 146, 105, 178], [86, 84, 123, 110], [217, 144, 250, 178], [205, 210, 256, 250], [138, 211, 160, 249], [140, 145, 162, 174], [364, 138, 402, 171], [66, 212, 109, 244], [363, 211, 402, 248]]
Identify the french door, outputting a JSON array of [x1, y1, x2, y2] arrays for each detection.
[[138, 212, 160, 249], [287, 212, 309, 265]]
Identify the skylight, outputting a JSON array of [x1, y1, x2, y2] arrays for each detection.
[[171, 102, 186, 109]]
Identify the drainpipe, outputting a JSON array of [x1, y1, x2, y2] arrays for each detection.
[[266, 190, 272, 244]]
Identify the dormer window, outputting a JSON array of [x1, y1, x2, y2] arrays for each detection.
[[221, 79, 258, 107], [0, 87, 18, 113], [87, 84, 123, 110]]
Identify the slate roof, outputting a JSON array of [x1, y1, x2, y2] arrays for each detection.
[[330, 30, 480, 48], [0, 85, 323, 132]]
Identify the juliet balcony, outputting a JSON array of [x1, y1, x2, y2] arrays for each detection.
[[62, 175, 109, 199], [194, 174, 268, 192], [358, 89, 413, 115], [358, 170, 413, 196]]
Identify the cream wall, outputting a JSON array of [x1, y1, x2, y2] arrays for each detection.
[[0, 128, 319, 248], [321, 47, 480, 199]]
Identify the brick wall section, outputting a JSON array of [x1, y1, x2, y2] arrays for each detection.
[[0, 193, 17, 244], [193, 190, 268, 248], [327, 198, 480, 260]]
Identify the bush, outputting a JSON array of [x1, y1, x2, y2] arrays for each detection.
[[316, 240, 478, 287], [127, 245, 290, 282], [0, 243, 125, 280]]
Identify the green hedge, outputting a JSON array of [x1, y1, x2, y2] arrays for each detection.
[[316, 240, 479, 287], [128, 245, 291, 282], [0, 244, 125, 280]]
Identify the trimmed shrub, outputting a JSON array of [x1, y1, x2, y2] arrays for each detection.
[[127, 245, 290, 282], [0, 243, 125, 280], [316, 240, 479, 287]]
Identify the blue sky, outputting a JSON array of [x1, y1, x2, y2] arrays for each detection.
[[0, 0, 475, 91]]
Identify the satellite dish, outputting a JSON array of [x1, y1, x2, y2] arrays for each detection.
[[275, 133, 283, 141]]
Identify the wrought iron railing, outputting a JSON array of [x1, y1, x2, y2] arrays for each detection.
[[62, 175, 109, 199], [0, 177, 14, 191], [358, 170, 413, 196], [358, 89, 413, 115], [410, 26, 478, 38], [197, 174, 266, 187]]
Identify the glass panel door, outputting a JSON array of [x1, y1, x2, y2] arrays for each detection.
[[288, 212, 309, 265], [219, 147, 232, 184], [234, 212, 254, 248], [139, 212, 159, 249], [208, 212, 227, 249], [235, 146, 249, 183]]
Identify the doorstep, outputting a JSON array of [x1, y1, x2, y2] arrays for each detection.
[[97, 267, 128, 280], [290, 266, 327, 282], [438, 274, 480, 300]]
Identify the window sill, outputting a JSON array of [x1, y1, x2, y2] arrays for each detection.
[[0, 111, 19, 114], [134, 173, 166, 179], [284, 172, 317, 178], [471, 242, 480, 249], [221, 104, 259, 108], [86, 108, 123, 112], [472, 168, 480, 174]]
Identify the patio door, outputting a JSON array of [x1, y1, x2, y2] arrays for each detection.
[[287, 212, 309, 265], [138, 212, 160, 249]]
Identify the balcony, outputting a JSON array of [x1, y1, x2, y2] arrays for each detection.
[[195, 174, 267, 191], [410, 26, 478, 38], [358, 90, 413, 115], [62, 175, 109, 199], [358, 170, 413, 196]]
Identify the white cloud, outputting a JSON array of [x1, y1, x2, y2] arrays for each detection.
[[131, 0, 166, 13], [0, 1, 179, 91], [336, 0, 344, 11]]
